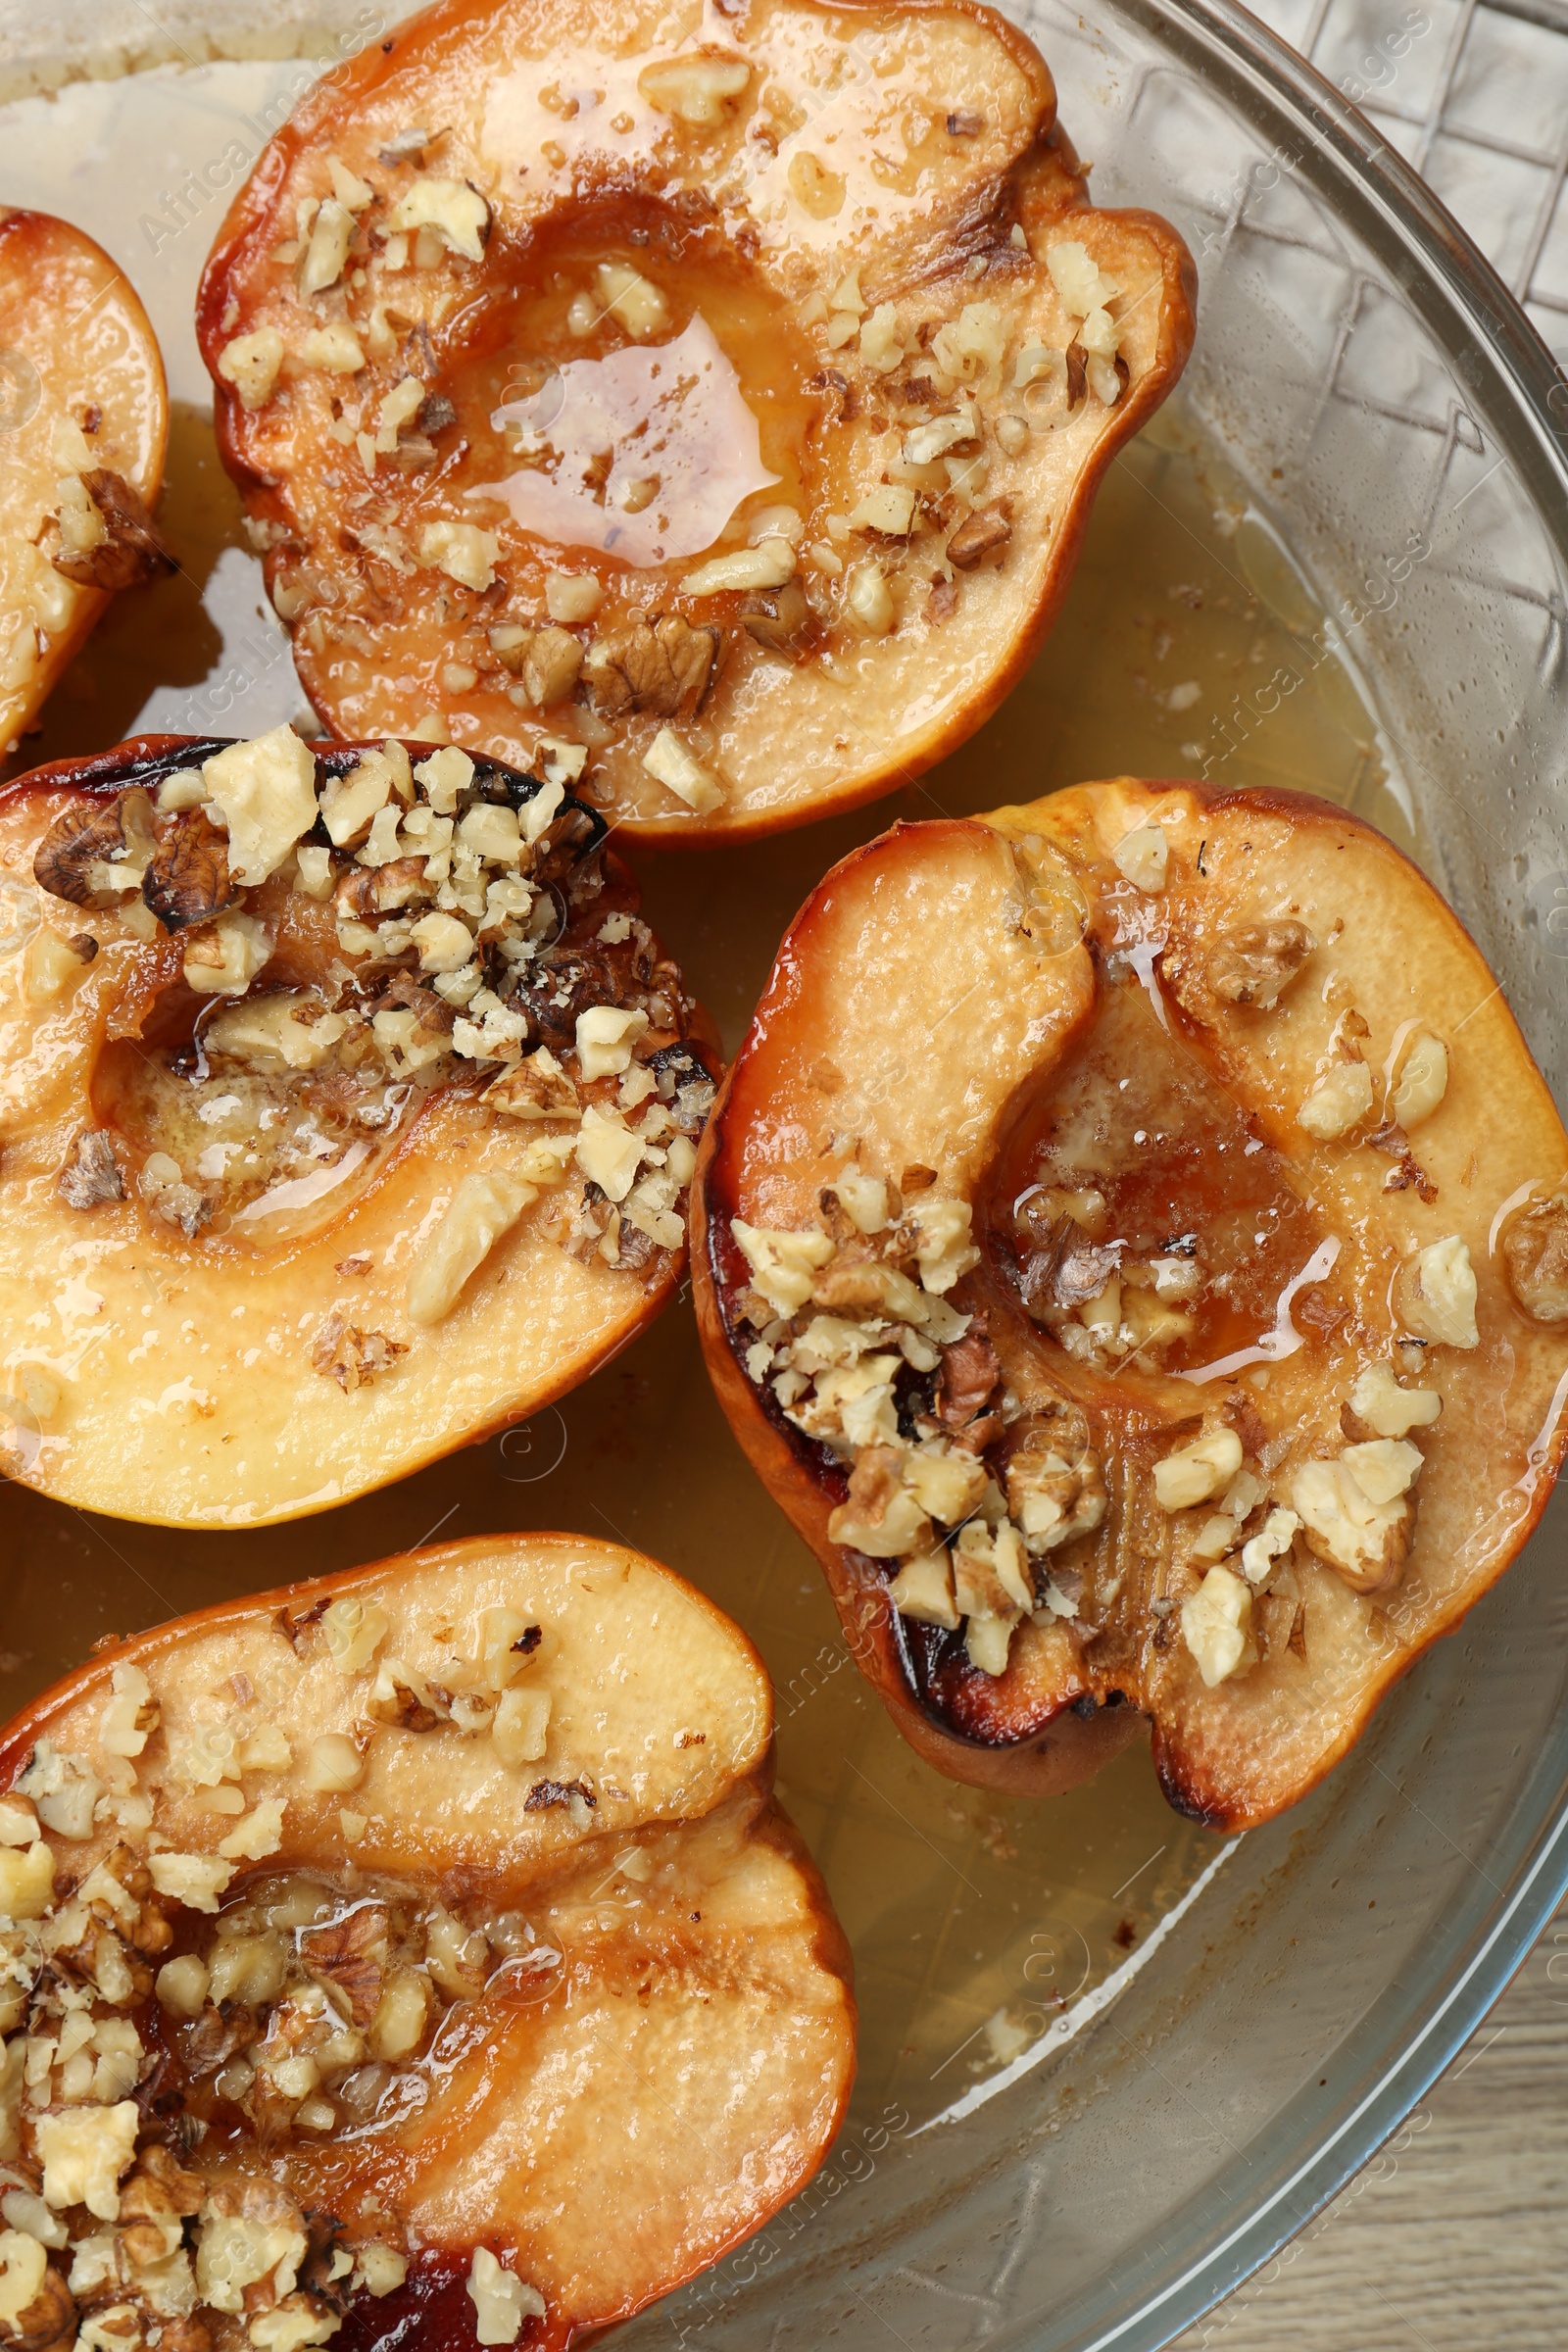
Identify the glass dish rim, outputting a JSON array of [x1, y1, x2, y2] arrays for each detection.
[[1052, 1, 1568, 2343], [0, 2, 1565, 2343], [1124, 0, 1568, 510]]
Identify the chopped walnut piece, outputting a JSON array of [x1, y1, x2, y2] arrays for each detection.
[[523, 1778, 597, 1813], [46, 1903, 149, 2003], [466, 2249, 544, 2344], [1181, 1563, 1251, 1686], [407, 1172, 536, 1327], [1348, 1358, 1441, 1439], [519, 625, 583, 711], [312, 1315, 408, 1393], [945, 506, 1011, 569], [1386, 1029, 1447, 1129], [1112, 822, 1167, 894], [1500, 1193, 1568, 1324], [487, 623, 529, 674], [140, 1153, 214, 1238], [1204, 918, 1316, 1009], [827, 1168, 888, 1236], [1153, 1426, 1243, 1510], [740, 578, 813, 656], [1025, 1226, 1119, 1314], [1291, 1454, 1413, 1592], [887, 1549, 960, 1630], [1396, 1234, 1479, 1349], [298, 1904, 389, 2027], [182, 910, 272, 998], [157, 2322, 211, 2352], [484, 1052, 579, 1121], [952, 1521, 1032, 1648], [1366, 1121, 1438, 1203], [51, 468, 175, 591], [1239, 1504, 1299, 1586], [811, 1260, 923, 1320], [33, 793, 136, 907], [423, 1909, 491, 2003], [1298, 1059, 1374, 1142], [827, 1446, 934, 1558], [120, 2145, 208, 2223], [842, 1445, 902, 1520], [583, 613, 719, 718], [35, 2101, 141, 2221], [936, 1324, 1000, 1428], [511, 946, 618, 1053], [643, 723, 725, 815], [142, 808, 238, 932], [369, 971, 454, 1040], [24, 921, 89, 1004], [0, 2249, 75, 2352], [364, 1659, 448, 1732], [1005, 1423, 1106, 1554], [180, 2001, 255, 2078], [59, 1127, 125, 1208], [388, 176, 491, 262]]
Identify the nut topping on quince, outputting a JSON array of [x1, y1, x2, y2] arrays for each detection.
[[196, 0, 1194, 839], [0, 728, 719, 1528], [694, 778, 1568, 1828], [1499, 1192, 1568, 1324], [1204, 918, 1317, 1009], [0, 1536, 855, 2352], [49, 469, 173, 595]]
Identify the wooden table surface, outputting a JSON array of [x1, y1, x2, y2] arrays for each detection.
[[1170, 1897, 1568, 2349]]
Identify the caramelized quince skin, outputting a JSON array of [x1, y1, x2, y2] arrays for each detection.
[[694, 780, 1568, 1827], [197, 0, 1195, 839], [0, 1535, 857, 2351]]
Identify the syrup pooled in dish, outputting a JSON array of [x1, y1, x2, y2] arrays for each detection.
[[197, 0, 1194, 838], [0, 1537, 856, 2352], [693, 779, 1568, 1827], [0, 728, 718, 1528], [0, 210, 172, 762]]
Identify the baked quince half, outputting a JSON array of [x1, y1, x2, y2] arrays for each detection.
[[196, 0, 1194, 840], [0, 726, 718, 1527], [693, 779, 1568, 1828], [0, 1533, 856, 2352], [0, 209, 172, 761]]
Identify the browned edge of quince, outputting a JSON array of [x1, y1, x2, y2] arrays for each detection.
[[0, 1534, 858, 2352], [692, 778, 1568, 1826], [1, 732, 722, 1529], [191, 0, 1196, 844]]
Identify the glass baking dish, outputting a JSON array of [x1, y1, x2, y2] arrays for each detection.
[[3, 0, 1567, 2344]]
